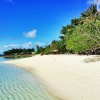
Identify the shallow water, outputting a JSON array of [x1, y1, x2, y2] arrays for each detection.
[[0, 57, 58, 100]]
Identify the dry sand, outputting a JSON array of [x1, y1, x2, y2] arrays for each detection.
[[5, 55, 100, 100]]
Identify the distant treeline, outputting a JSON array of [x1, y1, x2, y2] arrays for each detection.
[[4, 48, 35, 56]]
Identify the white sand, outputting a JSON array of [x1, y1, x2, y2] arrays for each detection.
[[5, 55, 100, 100]]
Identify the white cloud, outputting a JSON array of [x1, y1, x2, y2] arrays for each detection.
[[87, 0, 100, 5], [24, 29, 37, 38], [22, 42, 33, 48], [3, 44, 16, 49], [0, 42, 33, 53], [87, 0, 94, 4], [34, 42, 46, 46], [0, 44, 17, 53], [0, 41, 49, 53], [2, 42, 33, 50]]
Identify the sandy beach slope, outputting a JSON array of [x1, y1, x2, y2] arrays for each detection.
[[5, 55, 100, 100]]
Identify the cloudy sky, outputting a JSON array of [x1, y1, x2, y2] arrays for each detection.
[[0, 0, 89, 53]]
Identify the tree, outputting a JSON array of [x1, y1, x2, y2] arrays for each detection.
[[4, 48, 35, 56], [81, 4, 97, 17], [65, 17, 100, 54], [71, 18, 80, 26]]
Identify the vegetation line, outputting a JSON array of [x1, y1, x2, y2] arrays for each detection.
[[3, 4, 100, 56]]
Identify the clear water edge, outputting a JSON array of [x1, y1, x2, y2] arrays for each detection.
[[0, 57, 60, 100]]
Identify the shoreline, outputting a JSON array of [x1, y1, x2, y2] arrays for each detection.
[[4, 55, 63, 100], [22, 66, 61, 100], [26, 67, 63, 100], [4, 54, 100, 100], [16, 63, 62, 100]]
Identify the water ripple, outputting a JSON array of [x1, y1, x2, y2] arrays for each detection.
[[0, 64, 58, 100]]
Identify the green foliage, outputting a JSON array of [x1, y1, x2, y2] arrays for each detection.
[[71, 18, 81, 26], [34, 5, 100, 55], [50, 40, 66, 53], [36, 40, 66, 55], [81, 4, 97, 17], [6, 4, 100, 55], [4, 48, 35, 56], [66, 17, 100, 53], [43, 45, 51, 55], [35, 45, 44, 54]]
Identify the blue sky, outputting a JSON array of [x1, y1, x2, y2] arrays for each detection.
[[0, 0, 89, 53]]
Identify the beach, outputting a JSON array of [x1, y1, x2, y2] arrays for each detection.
[[5, 55, 100, 100]]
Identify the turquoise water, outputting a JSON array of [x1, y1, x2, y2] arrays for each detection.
[[0, 57, 57, 100]]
